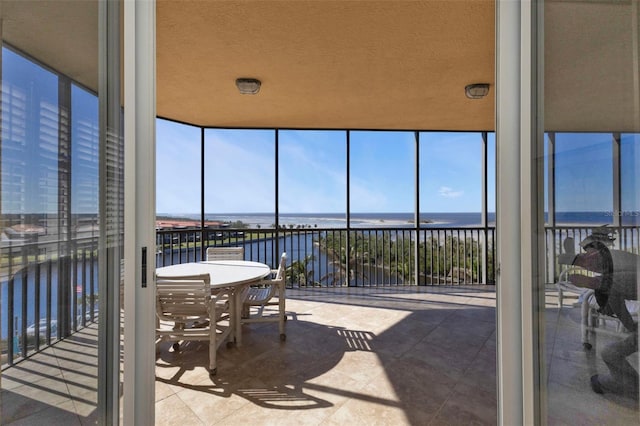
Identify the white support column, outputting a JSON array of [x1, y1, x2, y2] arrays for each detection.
[[495, 0, 522, 418], [124, 0, 156, 424], [612, 133, 621, 229], [481, 131, 488, 285], [546, 133, 555, 228], [547, 132, 556, 282]]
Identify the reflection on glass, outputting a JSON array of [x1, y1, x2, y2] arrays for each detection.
[[72, 84, 99, 237], [1, 1, 122, 422], [1, 39, 103, 396], [2, 48, 59, 220], [2, 46, 61, 363], [621, 134, 640, 226], [554, 133, 613, 225], [543, 0, 640, 421]]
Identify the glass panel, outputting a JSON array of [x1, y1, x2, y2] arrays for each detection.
[[350, 131, 414, 223], [348, 131, 414, 286], [278, 130, 346, 286], [418, 131, 493, 285], [155, 120, 202, 264], [156, 119, 201, 221], [1, 46, 59, 362], [419, 132, 484, 226], [71, 84, 99, 325], [487, 132, 496, 222], [279, 130, 347, 228], [204, 129, 275, 229], [554, 133, 613, 225], [1, 1, 122, 422], [621, 134, 640, 227], [542, 1, 640, 422]]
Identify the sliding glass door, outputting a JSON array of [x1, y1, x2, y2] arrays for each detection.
[[0, 1, 123, 423], [541, 1, 640, 423]]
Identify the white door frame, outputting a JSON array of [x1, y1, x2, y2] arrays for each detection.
[[123, 0, 157, 424], [119, 1, 544, 424], [495, 0, 539, 425]]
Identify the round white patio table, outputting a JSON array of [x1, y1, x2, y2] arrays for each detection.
[[156, 260, 271, 346]]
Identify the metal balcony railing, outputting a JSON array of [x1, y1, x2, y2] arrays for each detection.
[[4, 222, 639, 369], [1, 236, 99, 368], [544, 224, 640, 283], [155, 226, 497, 287]]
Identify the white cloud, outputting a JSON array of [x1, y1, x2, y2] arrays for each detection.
[[438, 186, 464, 198]]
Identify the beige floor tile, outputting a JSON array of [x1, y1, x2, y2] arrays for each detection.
[[155, 393, 204, 426], [5, 285, 639, 426], [430, 380, 497, 425], [5, 399, 82, 426], [323, 396, 413, 426]]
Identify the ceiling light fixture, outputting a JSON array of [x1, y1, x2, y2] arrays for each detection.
[[236, 78, 261, 94], [465, 83, 490, 99]]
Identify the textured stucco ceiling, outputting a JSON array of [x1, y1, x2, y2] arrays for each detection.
[[1, 0, 495, 131], [155, 0, 496, 130], [1, 1, 638, 132]]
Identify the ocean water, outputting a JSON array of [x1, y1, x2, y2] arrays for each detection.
[[188, 212, 498, 228], [163, 210, 639, 228], [553, 211, 639, 226]]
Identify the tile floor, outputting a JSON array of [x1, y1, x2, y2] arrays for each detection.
[[1, 286, 638, 425]]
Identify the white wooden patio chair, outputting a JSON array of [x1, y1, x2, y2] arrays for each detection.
[[206, 246, 244, 261], [241, 252, 288, 341], [155, 273, 233, 375]]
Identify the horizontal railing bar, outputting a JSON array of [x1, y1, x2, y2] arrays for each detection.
[[4, 222, 638, 369]]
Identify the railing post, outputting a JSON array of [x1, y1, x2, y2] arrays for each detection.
[[7, 250, 15, 364], [57, 254, 71, 339], [482, 228, 488, 284], [20, 246, 28, 357], [547, 133, 556, 282], [481, 132, 489, 285], [34, 261, 41, 350], [414, 131, 420, 286], [200, 127, 206, 261]]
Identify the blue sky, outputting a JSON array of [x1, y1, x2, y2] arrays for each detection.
[[156, 120, 498, 215], [1, 46, 638, 217], [552, 132, 639, 214], [156, 119, 640, 217]]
